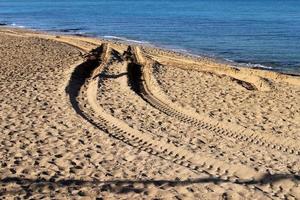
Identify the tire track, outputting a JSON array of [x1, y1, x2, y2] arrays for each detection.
[[130, 46, 300, 156], [64, 42, 300, 198], [66, 44, 277, 188]]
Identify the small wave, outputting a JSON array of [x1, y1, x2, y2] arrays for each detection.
[[58, 28, 83, 33], [244, 63, 273, 70], [73, 32, 89, 37], [103, 35, 149, 44], [11, 23, 25, 28], [208, 57, 274, 71], [169, 47, 189, 53], [103, 35, 123, 40], [42, 27, 88, 37], [0, 22, 8, 26], [224, 58, 235, 63]]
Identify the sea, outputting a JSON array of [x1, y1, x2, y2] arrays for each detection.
[[0, 0, 299, 74]]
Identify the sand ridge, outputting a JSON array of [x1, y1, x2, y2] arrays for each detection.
[[0, 28, 299, 199]]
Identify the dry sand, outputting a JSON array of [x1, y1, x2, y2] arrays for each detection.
[[0, 27, 299, 199]]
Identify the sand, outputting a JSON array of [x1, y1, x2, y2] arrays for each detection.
[[0, 27, 299, 199]]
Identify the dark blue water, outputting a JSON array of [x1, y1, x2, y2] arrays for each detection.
[[1, 0, 300, 74]]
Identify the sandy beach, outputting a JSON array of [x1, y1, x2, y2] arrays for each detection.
[[0, 27, 299, 199]]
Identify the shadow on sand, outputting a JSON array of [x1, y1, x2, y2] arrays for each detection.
[[0, 174, 299, 196]]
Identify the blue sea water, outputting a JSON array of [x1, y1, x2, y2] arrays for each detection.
[[0, 0, 300, 74]]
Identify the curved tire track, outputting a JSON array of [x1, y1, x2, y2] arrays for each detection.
[[64, 42, 300, 198], [130, 46, 300, 156], [65, 44, 273, 185]]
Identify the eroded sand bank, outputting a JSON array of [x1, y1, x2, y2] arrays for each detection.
[[0, 28, 299, 199]]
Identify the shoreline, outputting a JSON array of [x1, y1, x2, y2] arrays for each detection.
[[1, 26, 299, 89], [1, 25, 299, 76], [1, 26, 300, 87]]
